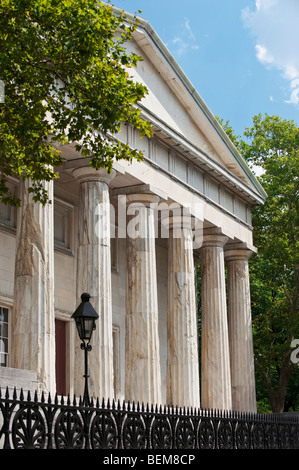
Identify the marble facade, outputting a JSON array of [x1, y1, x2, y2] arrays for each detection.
[[0, 8, 266, 412]]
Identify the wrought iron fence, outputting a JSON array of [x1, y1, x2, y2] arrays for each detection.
[[1, 386, 299, 449]]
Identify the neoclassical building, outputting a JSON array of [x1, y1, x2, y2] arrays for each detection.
[[0, 8, 266, 413]]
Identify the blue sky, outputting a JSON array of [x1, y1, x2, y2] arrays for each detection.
[[109, 0, 299, 137]]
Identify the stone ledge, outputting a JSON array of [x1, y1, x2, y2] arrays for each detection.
[[0, 367, 38, 394]]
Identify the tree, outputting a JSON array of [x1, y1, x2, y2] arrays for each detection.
[[218, 113, 299, 412], [0, 0, 152, 205]]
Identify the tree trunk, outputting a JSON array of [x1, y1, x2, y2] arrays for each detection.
[[256, 353, 297, 413], [268, 391, 287, 413]]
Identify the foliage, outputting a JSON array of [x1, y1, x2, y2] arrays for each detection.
[[218, 113, 299, 412], [0, 0, 152, 204]]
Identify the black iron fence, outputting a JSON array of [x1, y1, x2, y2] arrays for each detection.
[[1, 386, 299, 449]]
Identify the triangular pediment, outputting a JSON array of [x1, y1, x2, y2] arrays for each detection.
[[113, 6, 266, 205]]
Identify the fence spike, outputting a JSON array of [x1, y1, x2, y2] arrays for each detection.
[[1, 392, 298, 450]]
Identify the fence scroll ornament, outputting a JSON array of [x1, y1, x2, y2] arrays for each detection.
[[0, 387, 299, 449]]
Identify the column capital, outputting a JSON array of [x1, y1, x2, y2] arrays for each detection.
[[72, 166, 116, 184], [163, 215, 196, 231], [201, 228, 228, 248], [126, 192, 160, 208], [224, 242, 257, 262], [112, 183, 167, 207]]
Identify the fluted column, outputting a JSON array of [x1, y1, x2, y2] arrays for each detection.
[[225, 245, 257, 412], [12, 179, 55, 394], [200, 229, 232, 410], [73, 166, 115, 400], [167, 215, 200, 408], [125, 193, 162, 405]]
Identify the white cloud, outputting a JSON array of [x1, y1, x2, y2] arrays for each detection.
[[242, 0, 299, 106], [167, 17, 199, 57], [286, 78, 299, 105], [255, 0, 278, 11], [255, 44, 274, 65]]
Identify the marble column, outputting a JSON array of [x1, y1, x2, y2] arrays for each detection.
[[225, 245, 257, 412], [125, 193, 162, 405], [73, 166, 115, 400], [200, 229, 232, 410], [167, 215, 200, 409], [12, 179, 55, 394]]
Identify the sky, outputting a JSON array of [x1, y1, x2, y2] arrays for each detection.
[[108, 0, 299, 138]]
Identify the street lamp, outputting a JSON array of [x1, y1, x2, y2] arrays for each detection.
[[72, 293, 99, 406]]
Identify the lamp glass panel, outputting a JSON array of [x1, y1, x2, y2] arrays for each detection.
[[83, 318, 94, 341]]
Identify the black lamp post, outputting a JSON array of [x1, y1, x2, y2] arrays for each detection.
[[72, 293, 99, 406]]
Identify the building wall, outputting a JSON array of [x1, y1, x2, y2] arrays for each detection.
[[0, 16, 263, 412]]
